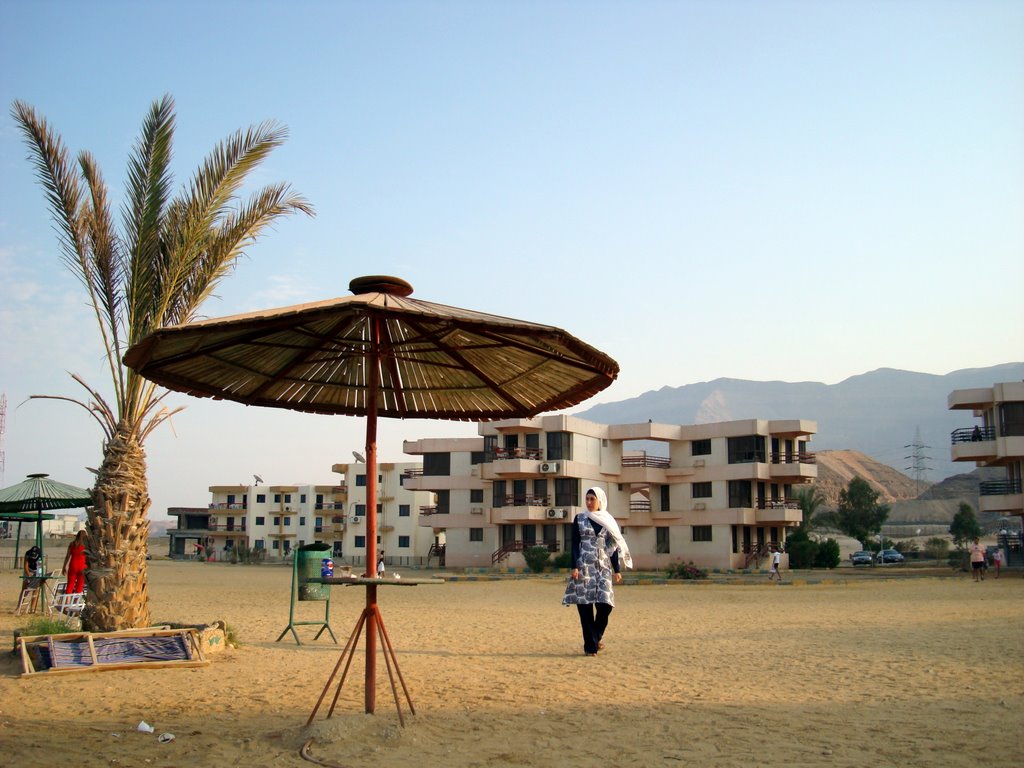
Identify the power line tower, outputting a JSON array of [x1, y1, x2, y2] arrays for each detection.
[[904, 426, 932, 497], [0, 393, 6, 487]]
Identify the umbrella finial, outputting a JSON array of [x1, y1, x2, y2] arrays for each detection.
[[349, 276, 413, 297]]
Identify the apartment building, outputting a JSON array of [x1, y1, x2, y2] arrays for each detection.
[[403, 414, 817, 571], [166, 461, 436, 567], [948, 381, 1024, 520]]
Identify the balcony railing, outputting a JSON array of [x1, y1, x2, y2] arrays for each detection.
[[769, 452, 816, 464], [496, 495, 550, 507], [757, 500, 800, 510], [206, 522, 247, 531], [489, 447, 544, 461], [403, 468, 423, 477], [951, 426, 996, 444], [630, 499, 651, 512], [208, 502, 245, 509], [314, 502, 345, 510], [980, 479, 1023, 496], [622, 454, 670, 468]]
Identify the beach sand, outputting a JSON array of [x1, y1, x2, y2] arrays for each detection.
[[1, 560, 1021, 768]]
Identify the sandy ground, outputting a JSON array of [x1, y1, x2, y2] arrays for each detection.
[[0, 560, 1021, 768]]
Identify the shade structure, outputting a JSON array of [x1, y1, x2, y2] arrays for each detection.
[[0, 473, 92, 562], [123, 275, 619, 719]]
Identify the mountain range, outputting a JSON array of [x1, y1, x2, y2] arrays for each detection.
[[576, 362, 1024, 482]]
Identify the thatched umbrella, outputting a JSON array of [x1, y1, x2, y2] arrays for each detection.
[[123, 275, 618, 716], [0, 473, 92, 565]]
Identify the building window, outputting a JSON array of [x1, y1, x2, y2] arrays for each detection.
[[356, 475, 366, 487], [256, 493, 266, 503], [316, 494, 324, 504], [355, 535, 365, 548], [728, 481, 752, 508], [399, 504, 410, 517], [436, 490, 450, 514], [255, 539, 265, 550], [423, 452, 451, 476], [398, 536, 410, 548], [272, 540, 280, 550], [470, 489, 484, 503], [728, 435, 766, 464], [492, 480, 506, 508], [554, 478, 579, 508], [284, 494, 292, 503], [692, 482, 712, 499], [274, 494, 281, 503], [355, 504, 366, 516], [470, 528, 483, 542], [546, 432, 572, 461], [226, 494, 235, 504], [300, 494, 306, 503], [299, 517, 306, 526], [255, 516, 265, 526], [283, 517, 291, 526], [656, 527, 670, 553], [315, 517, 323, 531], [691, 439, 711, 456], [273, 517, 281, 526], [692, 525, 712, 542], [471, 451, 485, 465], [660, 485, 670, 512], [1000, 402, 1024, 437]]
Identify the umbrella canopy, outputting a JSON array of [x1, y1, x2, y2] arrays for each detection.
[[123, 275, 619, 717], [0, 473, 92, 562], [122, 275, 618, 419]]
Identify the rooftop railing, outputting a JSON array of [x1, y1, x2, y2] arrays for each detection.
[[621, 454, 670, 468]]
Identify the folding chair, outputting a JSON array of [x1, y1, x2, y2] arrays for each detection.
[[15, 579, 43, 615]]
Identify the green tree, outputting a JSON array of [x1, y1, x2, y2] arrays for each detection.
[[784, 527, 818, 569], [795, 485, 829, 533], [13, 96, 313, 631], [523, 546, 552, 574], [948, 502, 982, 550], [924, 537, 950, 562], [835, 476, 890, 549]]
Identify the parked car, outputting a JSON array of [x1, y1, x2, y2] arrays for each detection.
[[876, 549, 905, 564], [850, 551, 874, 566]]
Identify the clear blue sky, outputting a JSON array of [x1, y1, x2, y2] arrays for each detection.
[[2, 1, 1022, 519]]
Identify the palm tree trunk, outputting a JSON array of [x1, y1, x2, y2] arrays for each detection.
[[83, 423, 152, 631]]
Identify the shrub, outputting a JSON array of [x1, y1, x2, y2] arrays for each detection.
[[22, 616, 75, 636], [552, 550, 573, 570], [666, 561, 708, 580], [813, 538, 841, 569], [523, 546, 552, 574], [924, 537, 950, 561], [948, 550, 969, 571], [786, 539, 819, 569]]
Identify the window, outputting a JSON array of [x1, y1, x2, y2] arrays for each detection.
[[546, 431, 572, 461], [274, 494, 281, 503], [399, 504, 410, 517], [691, 439, 711, 456], [356, 475, 366, 487], [355, 504, 366, 516], [255, 516, 265, 526], [469, 528, 483, 542], [256, 494, 266, 503], [398, 536, 410, 548], [315, 517, 323, 531], [470, 489, 484, 503], [492, 480, 506, 508], [423, 452, 451, 476], [692, 482, 712, 499], [226, 494, 235, 504], [284, 494, 292, 503], [728, 480, 752, 508], [300, 494, 306, 503], [656, 527, 670, 553], [692, 525, 712, 542], [554, 478, 579, 508], [316, 494, 324, 504], [728, 435, 766, 464], [299, 517, 306, 526], [283, 517, 291, 526], [471, 451, 486, 465], [272, 540, 280, 550], [660, 485, 670, 512], [355, 535, 365, 548], [273, 517, 280, 526], [255, 539, 265, 550], [1001, 402, 1024, 437], [436, 490, 450, 514]]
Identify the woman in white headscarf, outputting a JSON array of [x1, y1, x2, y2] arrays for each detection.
[[562, 486, 632, 655]]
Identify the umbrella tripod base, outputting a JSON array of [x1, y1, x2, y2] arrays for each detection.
[[306, 603, 415, 728]]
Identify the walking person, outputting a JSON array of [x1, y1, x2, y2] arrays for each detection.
[[376, 551, 386, 579], [768, 547, 782, 582], [562, 487, 632, 656], [991, 547, 1004, 578], [969, 539, 986, 582], [62, 529, 88, 594]]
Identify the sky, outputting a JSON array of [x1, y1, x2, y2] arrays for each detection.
[[1, 1, 1022, 522]]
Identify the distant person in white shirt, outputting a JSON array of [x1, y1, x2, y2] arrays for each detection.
[[768, 548, 782, 582]]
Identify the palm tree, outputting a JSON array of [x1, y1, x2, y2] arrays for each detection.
[[12, 95, 314, 631], [795, 485, 830, 534]]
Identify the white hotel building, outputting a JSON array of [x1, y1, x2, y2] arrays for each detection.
[[403, 414, 817, 571]]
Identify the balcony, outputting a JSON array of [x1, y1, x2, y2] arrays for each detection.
[[498, 495, 550, 507], [314, 502, 345, 510], [208, 502, 246, 511], [490, 447, 544, 461], [978, 479, 1023, 515], [950, 426, 998, 463], [755, 499, 803, 524], [622, 454, 669, 468], [769, 452, 816, 464], [980, 479, 1022, 496]]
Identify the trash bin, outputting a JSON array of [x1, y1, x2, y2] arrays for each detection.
[[297, 542, 333, 601]]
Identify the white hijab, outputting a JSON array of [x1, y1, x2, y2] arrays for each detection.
[[582, 487, 633, 569]]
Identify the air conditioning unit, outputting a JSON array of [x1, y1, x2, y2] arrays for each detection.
[[693, 502, 706, 511], [470, 466, 479, 476], [546, 508, 567, 519], [470, 507, 483, 515], [539, 462, 560, 474], [284, 506, 293, 512], [693, 459, 705, 468], [349, 515, 361, 524]]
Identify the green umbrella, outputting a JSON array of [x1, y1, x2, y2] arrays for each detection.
[[0, 473, 92, 565]]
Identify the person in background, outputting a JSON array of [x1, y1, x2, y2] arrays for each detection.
[[62, 530, 88, 594], [969, 539, 986, 582], [377, 551, 386, 578], [768, 547, 782, 582], [991, 547, 1004, 578], [23, 545, 42, 579], [562, 487, 632, 656]]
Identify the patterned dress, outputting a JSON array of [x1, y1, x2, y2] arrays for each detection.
[[562, 515, 617, 608]]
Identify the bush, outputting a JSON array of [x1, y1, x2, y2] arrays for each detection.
[[894, 539, 920, 554], [552, 550, 573, 570], [523, 546, 552, 574], [21, 616, 75, 636], [814, 538, 841, 569], [786, 539, 819, 569], [948, 549, 969, 571], [924, 537, 950, 561], [666, 561, 708, 580]]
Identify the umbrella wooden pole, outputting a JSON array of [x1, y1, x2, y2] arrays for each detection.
[[364, 317, 381, 714]]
